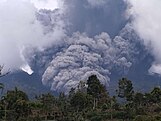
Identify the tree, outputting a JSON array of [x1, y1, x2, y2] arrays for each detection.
[[35, 93, 58, 120], [1, 87, 30, 120], [70, 91, 88, 112], [87, 75, 108, 109], [117, 78, 134, 101], [133, 92, 144, 106], [68, 87, 76, 100], [129, 92, 145, 116], [150, 87, 161, 103], [78, 81, 87, 93], [57, 92, 70, 120], [37, 93, 56, 110]]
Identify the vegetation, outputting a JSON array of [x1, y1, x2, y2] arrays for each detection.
[[1, 74, 161, 120]]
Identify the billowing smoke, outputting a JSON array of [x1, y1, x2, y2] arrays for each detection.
[[42, 25, 140, 92], [125, 0, 161, 75], [1, 0, 146, 93], [42, 33, 113, 92], [39, 0, 141, 92], [0, 0, 65, 73], [40, 0, 146, 92]]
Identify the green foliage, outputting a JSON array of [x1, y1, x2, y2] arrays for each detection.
[[150, 87, 161, 103], [70, 91, 88, 111], [1, 76, 161, 121], [117, 77, 134, 101], [87, 75, 109, 109], [134, 115, 155, 121], [0, 87, 30, 120], [133, 92, 144, 105], [36, 93, 56, 110], [87, 75, 106, 99]]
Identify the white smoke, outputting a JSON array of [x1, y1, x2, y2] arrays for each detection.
[[30, 0, 60, 10], [149, 64, 161, 76], [21, 64, 34, 75], [0, 0, 65, 73], [125, 0, 161, 75]]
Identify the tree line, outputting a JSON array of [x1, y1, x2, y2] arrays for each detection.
[[0, 75, 161, 121]]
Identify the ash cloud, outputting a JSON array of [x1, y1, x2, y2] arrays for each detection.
[[63, 0, 127, 37], [0, 0, 65, 72], [87, 0, 107, 7], [42, 26, 139, 92], [37, 0, 142, 92], [125, 0, 161, 75], [0, 0, 147, 93], [41, 0, 143, 92]]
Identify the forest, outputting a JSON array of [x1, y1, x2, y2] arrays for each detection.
[[1, 73, 161, 121]]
